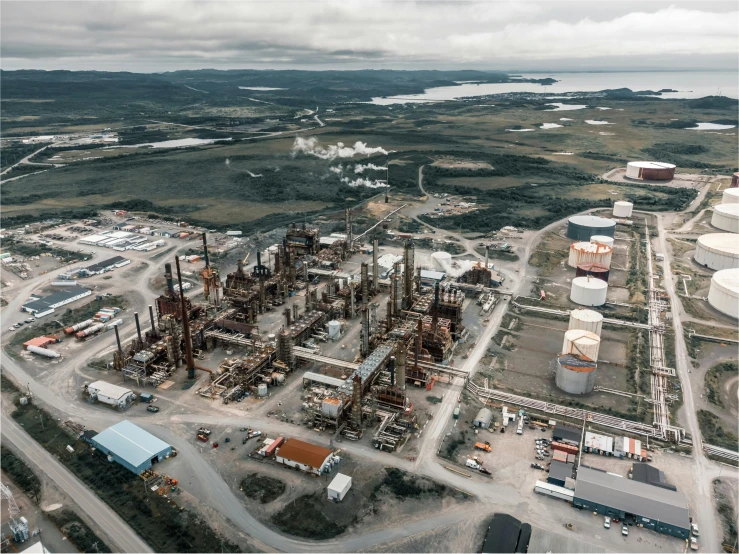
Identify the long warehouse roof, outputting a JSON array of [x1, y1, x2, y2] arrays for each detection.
[[574, 466, 690, 529]]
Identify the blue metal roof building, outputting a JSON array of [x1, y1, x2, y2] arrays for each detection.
[[91, 420, 173, 475]]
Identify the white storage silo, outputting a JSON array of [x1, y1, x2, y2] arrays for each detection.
[[568, 308, 603, 336], [708, 268, 739, 319], [590, 235, 615, 248], [562, 329, 601, 362], [694, 233, 739, 270], [722, 188, 739, 204], [555, 353, 597, 395], [257, 383, 268, 397], [431, 251, 452, 270], [570, 276, 608, 306], [328, 320, 341, 340], [711, 204, 739, 233], [613, 201, 634, 218], [568, 241, 613, 268]]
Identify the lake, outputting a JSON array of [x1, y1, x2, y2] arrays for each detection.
[[370, 71, 738, 104]]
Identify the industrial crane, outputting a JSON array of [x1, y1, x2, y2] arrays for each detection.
[[1, 482, 29, 543]]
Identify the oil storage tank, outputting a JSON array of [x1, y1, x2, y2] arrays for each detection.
[[567, 215, 615, 241], [590, 235, 615, 248], [731, 172, 739, 188], [711, 204, 739, 233], [568, 241, 612, 268], [708, 268, 739, 319], [431, 251, 452, 270], [575, 262, 610, 282], [562, 329, 601, 362], [570, 276, 608, 306], [613, 201, 634, 218], [722, 187, 739, 204], [625, 161, 676, 181], [568, 308, 603, 336], [555, 353, 597, 395], [694, 233, 739, 270]]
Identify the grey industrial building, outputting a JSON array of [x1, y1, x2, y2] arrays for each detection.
[[547, 460, 574, 487], [90, 420, 173, 475], [21, 286, 92, 317], [553, 423, 581, 445], [631, 463, 677, 491], [573, 466, 690, 539]]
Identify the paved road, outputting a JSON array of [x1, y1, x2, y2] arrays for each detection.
[[1, 414, 153, 554], [0, 146, 48, 176], [655, 214, 722, 552]]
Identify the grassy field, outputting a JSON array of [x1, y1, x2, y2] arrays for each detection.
[[2, 76, 736, 231]]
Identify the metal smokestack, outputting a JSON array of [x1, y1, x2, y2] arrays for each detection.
[[164, 263, 175, 296], [175, 257, 195, 379], [388, 355, 396, 387], [148, 305, 156, 336], [202, 232, 210, 268], [114, 324, 122, 354], [372, 239, 379, 288], [134, 312, 143, 346]]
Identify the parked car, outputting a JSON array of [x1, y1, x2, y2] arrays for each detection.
[[604, 517, 611, 529], [146, 405, 159, 413], [691, 523, 699, 537], [689, 537, 698, 550], [621, 525, 629, 536], [479, 467, 492, 475], [8, 327, 16, 332]]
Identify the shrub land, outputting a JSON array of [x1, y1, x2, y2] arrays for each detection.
[[704, 361, 738, 407], [240, 473, 286, 504], [697, 409, 738, 451]]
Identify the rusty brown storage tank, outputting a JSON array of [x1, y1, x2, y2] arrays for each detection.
[[576, 262, 610, 283], [625, 161, 676, 181], [731, 172, 739, 188]]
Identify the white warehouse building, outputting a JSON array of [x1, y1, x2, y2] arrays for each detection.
[[708, 268, 739, 319], [694, 233, 739, 271], [85, 381, 136, 409]]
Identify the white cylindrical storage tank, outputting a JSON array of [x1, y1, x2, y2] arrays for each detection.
[[708, 268, 739, 319], [257, 383, 268, 397], [613, 201, 634, 218], [555, 353, 597, 395], [562, 329, 601, 362], [722, 188, 739, 204], [267, 333, 276, 344], [694, 233, 739, 270], [625, 161, 676, 181], [272, 372, 286, 385], [431, 251, 452, 270], [27, 345, 60, 358], [570, 276, 608, 306], [327, 320, 341, 340], [568, 308, 603, 336], [590, 235, 615, 248], [568, 242, 613, 269], [711, 204, 739, 233]]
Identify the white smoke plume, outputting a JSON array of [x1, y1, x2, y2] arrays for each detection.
[[292, 137, 390, 160], [329, 165, 343, 174], [354, 163, 387, 174], [341, 176, 390, 189]]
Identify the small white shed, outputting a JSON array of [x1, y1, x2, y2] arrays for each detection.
[[327, 473, 352, 501]]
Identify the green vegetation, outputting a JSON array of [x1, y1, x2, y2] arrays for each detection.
[[374, 468, 448, 499], [271, 493, 347, 539], [2, 378, 239, 553], [705, 361, 738, 407], [0, 446, 42, 503], [713, 479, 738, 549], [46, 510, 112, 553], [1, 142, 42, 169], [239, 473, 285, 504], [697, 409, 738, 451], [5, 237, 85, 263]]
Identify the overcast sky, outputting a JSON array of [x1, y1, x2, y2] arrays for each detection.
[[1, 1, 737, 72]]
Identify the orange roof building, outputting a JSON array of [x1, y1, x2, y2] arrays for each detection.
[[275, 438, 333, 475], [23, 336, 57, 349]]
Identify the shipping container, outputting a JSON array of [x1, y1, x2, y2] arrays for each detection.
[[263, 437, 284, 457], [551, 441, 579, 455]]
